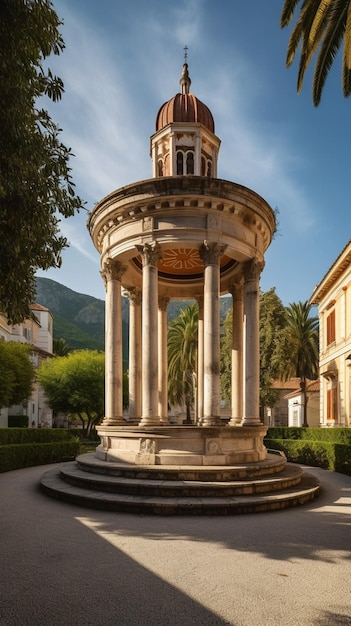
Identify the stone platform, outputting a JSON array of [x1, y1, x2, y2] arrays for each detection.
[[41, 446, 319, 515], [95, 425, 268, 466]]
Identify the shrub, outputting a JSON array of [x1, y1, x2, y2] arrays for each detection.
[[265, 438, 351, 475], [0, 442, 79, 473], [0, 428, 78, 445]]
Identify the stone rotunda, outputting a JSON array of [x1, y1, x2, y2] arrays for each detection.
[[40, 63, 320, 513]]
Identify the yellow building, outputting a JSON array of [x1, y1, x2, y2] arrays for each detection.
[[310, 240, 351, 427]]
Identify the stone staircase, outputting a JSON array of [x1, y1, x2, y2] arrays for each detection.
[[40, 452, 320, 515]]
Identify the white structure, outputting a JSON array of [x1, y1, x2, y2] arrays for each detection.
[[311, 240, 351, 427], [286, 380, 320, 428], [88, 62, 276, 465], [0, 304, 53, 428]]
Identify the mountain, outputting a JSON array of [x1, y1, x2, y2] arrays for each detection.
[[35, 277, 129, 354], [35, 277, 232, 354]]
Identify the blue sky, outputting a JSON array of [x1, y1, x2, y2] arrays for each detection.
[[37, 0, 351, 306]]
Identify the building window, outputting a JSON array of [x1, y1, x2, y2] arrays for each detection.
[[186, 151, 194, 174], [201, 156, 206, 176], [207, 161, 212, 177], [158, 159, 163, 177], [326, 309, 335, 345], [176, 151, 183, 175], [327, 385, 337, 421]]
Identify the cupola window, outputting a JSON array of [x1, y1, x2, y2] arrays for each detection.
[[176, 151, 183, 175], [158, 159, 163, 177], [186, 151, 194, 174]]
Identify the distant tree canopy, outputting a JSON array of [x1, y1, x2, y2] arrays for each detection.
[[220, 290, 319, 417], [281, 0, 351, 105], [38, 350, 105, 437], [0, 342, 35, 409], [220, 288, 287, 411], [0, 0, 84, 324]]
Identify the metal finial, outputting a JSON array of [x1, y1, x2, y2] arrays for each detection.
[[184, 46, 188, 63]]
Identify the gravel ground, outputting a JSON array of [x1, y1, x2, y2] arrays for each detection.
[[0, 464, 351, 626]]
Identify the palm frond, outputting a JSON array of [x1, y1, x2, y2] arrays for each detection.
[[281, 0, 304, 28], [313, 0, 348, 104]]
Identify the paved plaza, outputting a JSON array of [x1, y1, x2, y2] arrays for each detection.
[[1, 463, 351, 626]]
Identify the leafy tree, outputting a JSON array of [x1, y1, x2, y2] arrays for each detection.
[[259, 288, 288, 414], [38, 350, 105, 437], [272, 300, 319, 426], [281, 0, 351, 105], [168, 304, 198, 423], [220, 288, 287, 414], [220, 308, 233, 404], [0, 0, 84, 324], [0, 342, 34, 408]]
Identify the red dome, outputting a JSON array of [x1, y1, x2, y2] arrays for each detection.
[[156, 93, 215, 133]]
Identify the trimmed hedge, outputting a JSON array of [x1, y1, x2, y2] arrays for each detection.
[[265, 427, 351, 476], [0, 428, 80, 473], [266, 427, 351, 444], [0, 428, 78, 445], [0, 442, 79, 473]]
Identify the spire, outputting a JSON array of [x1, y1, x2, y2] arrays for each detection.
[[180, 47, 191, 94]]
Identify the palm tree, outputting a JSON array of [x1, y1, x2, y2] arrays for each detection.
[[53, 337, 70, 356], [281, 0, 351, 106], [168, 304, 198, 423], [273, 300, 319, 426]]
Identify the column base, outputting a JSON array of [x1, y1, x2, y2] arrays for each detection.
[[202, 416, 221, 427], [139, 416, 162, 427], [241, 417, 262, 427], [101, 416, 125, 427], [228, 416, 242, 426]]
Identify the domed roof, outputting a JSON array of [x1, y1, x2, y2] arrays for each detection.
[[155, 63, 215, 134]]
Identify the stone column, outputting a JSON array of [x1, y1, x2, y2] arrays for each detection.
[[100, 259, 125, 426], [138, 242, 162, 427], [196, 295, 204, 424], [158, 296, 170, 425], [242, 258, 264, 426], [229, 281, 244, 426], [124, 287, 142, 424], [199, 241, 225, 426]]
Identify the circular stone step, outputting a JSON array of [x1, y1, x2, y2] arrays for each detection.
[[40, 464, 320, 515], [58, 461, 303, 497]]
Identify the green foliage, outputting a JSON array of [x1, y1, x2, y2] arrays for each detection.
[[0, 442, 79, 473], [53, 337, 70, 356], [0, 0, 84, 324], [267, 427, 351, 444], [35, 277, 108, 352], [0, 427, 78, 445], [265, 427, 351, 476], [168, 304, 198, 418], [38, 350, 105, 437], [259, 288, 287, 410], [220, 309, 232, 403], [220, 288, 287, 409], [265, 438, 334, 469], [8, 415, 29, 428], [0, 342, 35, 408], [281, 0, 351, 105]]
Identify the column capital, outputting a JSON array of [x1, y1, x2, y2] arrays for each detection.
[[243, 258, 265, 282], [158, 295, 170, 312], [199, 241, 226, 267], [137, 241, 162, 267], [100, 259, 126, 286], [229, 282, 243, 303]]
